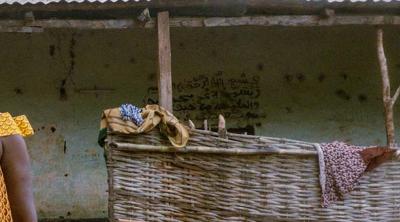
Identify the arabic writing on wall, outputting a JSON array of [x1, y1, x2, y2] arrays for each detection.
[[143, 71, 265, 127]]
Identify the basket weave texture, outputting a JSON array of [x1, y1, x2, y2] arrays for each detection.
[[105, 129, 400, 222]]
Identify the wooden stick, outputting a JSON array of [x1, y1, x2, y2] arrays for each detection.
[[377, 28, 396, 148], [392, 85, 400, 105], [218, 114, 227, 138], [157, 11, 173, 113], [188, 119, 195, 129], [110, 142, 318, 156], [203, 119, 208, 131]]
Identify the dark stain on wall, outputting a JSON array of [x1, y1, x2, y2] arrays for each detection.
[[340, 72, 348, 80], [59, 33, 78, 101], [14, 88, 23, 95], [296, 73, 306, 82], [284, 74, 293, 83], [148, 73, 156, 81], [63, 140, 67, 154], [59, 79, 68, 101], [68, 35, 76, 76], [257, 63, 264, 71], [318, 73, 326, 82], [285, 107, 293, 113], [49, 45, 55, 57], [335, 89, 351, 100], [51, 127, 56, 133], [358, 94, 367, 102], [129, 57, 136, 64]]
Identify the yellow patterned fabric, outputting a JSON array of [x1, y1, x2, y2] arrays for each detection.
[[0, 168, 12, 222], [0, 113, 34, 137], [0, 112, 34, 222]]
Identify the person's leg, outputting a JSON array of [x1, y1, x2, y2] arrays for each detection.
[[0, 135, 37, 222]]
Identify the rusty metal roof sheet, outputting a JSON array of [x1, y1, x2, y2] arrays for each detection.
[[0, 0, 150, 5], [0, 0, 398, 6]]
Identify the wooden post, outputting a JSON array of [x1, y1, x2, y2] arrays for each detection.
[[376, 29, 400, 148], [157, 11, 173, 112]]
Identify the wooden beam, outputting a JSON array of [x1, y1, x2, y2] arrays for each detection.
[[0, 19, 137, 31], [157, 11, 173, 113], [247, 0, 400, 15], [200, 15, 400, 27], [0, 26, 43, 32], [3, 15, 400, 31]]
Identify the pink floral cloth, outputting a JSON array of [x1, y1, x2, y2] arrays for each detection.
[[319, 141, 367, 207]]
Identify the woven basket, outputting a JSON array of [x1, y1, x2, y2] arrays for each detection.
[[105, 128, 400, 222]]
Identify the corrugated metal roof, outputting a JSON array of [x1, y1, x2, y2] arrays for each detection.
[[0, 0, 398, 6], [0, 0, 150, 5], [308, 0, 400, 1], [313, 0, 397, 1], [307, 0, 400, 1]]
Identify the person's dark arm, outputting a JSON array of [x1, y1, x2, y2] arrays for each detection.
[[0, 135, 37, 222]]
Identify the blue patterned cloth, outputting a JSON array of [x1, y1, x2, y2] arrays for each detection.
[[119, 104, 144, 126]]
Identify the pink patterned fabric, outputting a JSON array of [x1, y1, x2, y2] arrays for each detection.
[[320, 141, 367, 207]]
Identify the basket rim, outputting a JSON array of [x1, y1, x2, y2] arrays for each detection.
[[107, 142, 318, 155], [106, 128, 319, 155]]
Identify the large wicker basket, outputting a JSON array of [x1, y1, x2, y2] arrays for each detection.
[[105, 128, 400, 222]]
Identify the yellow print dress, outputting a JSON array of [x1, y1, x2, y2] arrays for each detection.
[[0, 113, 34, 222]]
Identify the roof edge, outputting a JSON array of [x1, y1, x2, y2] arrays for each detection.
[[0, 0, 399, 19]]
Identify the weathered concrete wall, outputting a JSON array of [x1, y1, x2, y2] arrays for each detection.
[[0, 26, 400, 219]]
